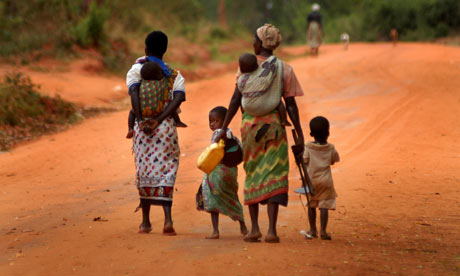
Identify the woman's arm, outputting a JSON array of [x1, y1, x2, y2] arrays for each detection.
[[213, 85, 242, 142], [285, 96, 304, 144]]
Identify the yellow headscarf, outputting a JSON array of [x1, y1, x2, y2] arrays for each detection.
[[256, 24, 282, 51]]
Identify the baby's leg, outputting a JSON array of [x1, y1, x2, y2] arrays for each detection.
[[126, 110, 135, 139], [172, 111, 187, 128], [278, 101, 292, 127], [206, 212, 219, 239], [319, 208, 331, 240]]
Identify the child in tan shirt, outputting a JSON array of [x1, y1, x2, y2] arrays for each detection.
[[303, 116, 340, 240]]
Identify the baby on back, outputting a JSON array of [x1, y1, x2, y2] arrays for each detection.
[[126, 62, 186, 138], [238, 53, 291, 127]]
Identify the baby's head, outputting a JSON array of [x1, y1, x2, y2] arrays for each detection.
[[239, 53, 258, 74], [309, 116, 330, 143], [141, 62, 164, 81], [209, 106, 227, 131]]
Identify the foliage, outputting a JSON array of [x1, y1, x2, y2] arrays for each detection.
[[0, 72, 79, 149]]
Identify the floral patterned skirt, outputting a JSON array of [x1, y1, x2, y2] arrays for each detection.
[[133, 117, 180, 205]]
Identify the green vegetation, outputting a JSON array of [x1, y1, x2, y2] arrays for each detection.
[[0, 0, 459, 64], [0, 72, 79, 150]]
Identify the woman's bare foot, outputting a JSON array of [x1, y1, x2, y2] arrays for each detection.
[[138, 223, 152, 234], [243, 230, 262, 242], [205, 231, 220, 239], [264, 233, 280, 243], [163, 223, 176, 236]]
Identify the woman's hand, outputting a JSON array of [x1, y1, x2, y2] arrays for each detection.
[[212, 129, 226, 143]]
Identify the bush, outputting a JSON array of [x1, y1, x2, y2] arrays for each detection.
[[0, 72, 79, 149], [72, 1, 110, 47]]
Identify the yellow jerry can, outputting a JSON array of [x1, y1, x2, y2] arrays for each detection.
[[197, 139, 225, 174]]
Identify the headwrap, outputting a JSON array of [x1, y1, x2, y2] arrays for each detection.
[[312, 3, 320, 11], [256, 24, 282, 51]]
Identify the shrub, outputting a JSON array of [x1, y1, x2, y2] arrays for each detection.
[[0, 72, 79, 149]]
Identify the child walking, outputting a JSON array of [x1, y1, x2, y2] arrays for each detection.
[[303, 116, 340, 240], [196, 106, 248, 239]]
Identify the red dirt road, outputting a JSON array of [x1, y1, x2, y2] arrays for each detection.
[[1, 43, 460, 275]]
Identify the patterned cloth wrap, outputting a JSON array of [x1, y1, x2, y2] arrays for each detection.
[[241, 111, 289, 205], [307, 21, 322, 48], [196, 129, 245, 222], [237, 56, 283, 117], [139, 65, 178, 118], [134, 117, 180, 204]]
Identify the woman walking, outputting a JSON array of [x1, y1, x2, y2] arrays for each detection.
[[126, 31, 186, 235], [215, 24, 305, 243]]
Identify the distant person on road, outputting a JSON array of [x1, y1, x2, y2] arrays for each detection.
[[126, 61, 186, 139], [215, 24, 305, 243], [126, 30, 186, 235], [303, 116, 340, 240], [238, 53, 291, 127], [196, 106, 248, 239], [391, 28, 398, 47], [307, 3, 323, 56], [341, 33, 350, 50]]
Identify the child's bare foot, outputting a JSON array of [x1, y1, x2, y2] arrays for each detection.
[[320, 232, 332, 240], [281, 120, 292, 127], [126, 129, 134, 139], [205, 231, 220, 239], [306, 230, 318, 239], [175, 121, 188, 128], [239, 222, 249, 236]]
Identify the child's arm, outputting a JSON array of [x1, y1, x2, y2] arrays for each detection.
[[331, 147, 340, 165], [302, 146, 310, 166]]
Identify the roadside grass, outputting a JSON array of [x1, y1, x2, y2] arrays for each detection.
[[0, 72, 81, 150]]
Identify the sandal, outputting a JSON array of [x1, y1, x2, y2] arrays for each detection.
[[138, 224, 152, 234], [320, 233, 332, 240]]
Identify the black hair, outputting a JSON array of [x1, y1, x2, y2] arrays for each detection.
[[239, 53, 258, 73], [145, 31, 168, 57], [140, 62, 163, 80], [210, 106, 228, 120], [309, 116, 330, 142]]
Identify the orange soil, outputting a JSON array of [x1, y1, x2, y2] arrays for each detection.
[[1, 43, 460, 275]]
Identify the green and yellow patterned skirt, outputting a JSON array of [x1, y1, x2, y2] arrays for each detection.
[[200, 164, 245, 222], [241, 111, 289, 205]]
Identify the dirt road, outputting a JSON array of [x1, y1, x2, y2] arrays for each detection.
[[1, 43, 460, 275]]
